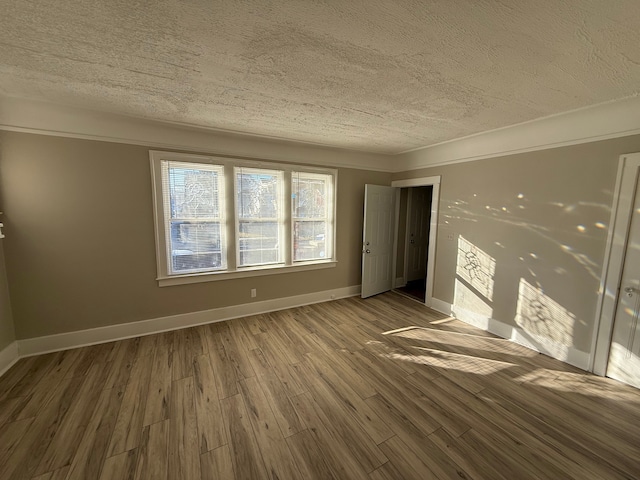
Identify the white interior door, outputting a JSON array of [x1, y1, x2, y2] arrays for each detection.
[[406, 187, 432, 282], [607, 170, 640, 389], [362, 184, 396, 298]]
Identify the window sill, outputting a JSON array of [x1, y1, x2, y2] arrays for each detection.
[[157, 260, 337, 287]]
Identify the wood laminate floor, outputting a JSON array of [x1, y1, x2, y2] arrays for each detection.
[[1, 292, 639, 479]]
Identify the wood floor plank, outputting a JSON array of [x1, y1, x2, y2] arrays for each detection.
[[65, 386, 125, 480], [171, 329, 193, 381], [428, 427, 511, 480], [247, 348, 273, 377], [377, 435, 441, 480], [369, 461, 407, 480], [35, 363, 109, 475], [142, 346, 172, 427], [229, 318, 259, 352], [32, 465, 70, 480], [0, 375, 85, 479], [0, 395, 29, 426], [219, 322, 256, 380], [193, 354, 226, 453], [256, 334, 306, 397], [338, 349, 447, 436], [238, 375, 303, 480], [289, 392, 370, 480], [134, 419, 169, 480], [254, 371, 305, 438], [290, 363, 388, 472], [200, 444, 235, 480], [303, 352, 394, 444], [0, 356, 37, 399], [99, 449, 138, 480], [6, 352, 62, 398], [104, 338, 140, 389], [168, 376, 201, 479], [207, 326, 240, 399], [286, 429, 336, 480], [0, 417, 33, 467], [107, 353, 154, 456], [135, 334, 158, 359], [221, 393, 268, 480]]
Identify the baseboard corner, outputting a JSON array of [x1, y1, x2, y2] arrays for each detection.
[[0, 341, 20, 378]]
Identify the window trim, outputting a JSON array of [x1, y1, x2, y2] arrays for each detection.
[[150, 151, 338, 287]]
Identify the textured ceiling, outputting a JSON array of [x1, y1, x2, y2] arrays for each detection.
[[1, 1, 639, 154]]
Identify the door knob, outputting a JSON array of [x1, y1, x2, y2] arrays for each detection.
[[365, 249, 371, 254]]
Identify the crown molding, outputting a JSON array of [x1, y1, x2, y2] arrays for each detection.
[[400, 95, 640, 170], [3, 95, 640, 174], [0, 96, 395, 172]]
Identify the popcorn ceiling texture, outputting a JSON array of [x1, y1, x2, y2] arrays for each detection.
[[1, 0, 639, 154]]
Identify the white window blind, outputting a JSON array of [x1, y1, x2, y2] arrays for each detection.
[[235, 167, 285, 267], [292, 171, 334, 262], [161, 161, 226, 274]]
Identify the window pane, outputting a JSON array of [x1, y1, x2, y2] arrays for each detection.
[[170, 221, 223, 272], [292, 176, 327, 218], [294, 221, 327, 261], [168, 165, 221, 219], [238, 221, 279, 265], [292, 172, 333, 261], [162, 161, 226, 274], [236, 168, 283, 266]]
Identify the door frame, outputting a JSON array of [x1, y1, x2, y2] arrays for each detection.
[[592, 153, 640, 375], [391, 176, 441, 308], [402, 186, 433, 286]]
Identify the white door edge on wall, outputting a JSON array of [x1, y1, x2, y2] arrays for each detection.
[[591, 153, 640, 376]]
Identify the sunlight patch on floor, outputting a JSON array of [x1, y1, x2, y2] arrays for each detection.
[[382, 347, 516, 375]]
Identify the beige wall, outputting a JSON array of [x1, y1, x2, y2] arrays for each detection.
[[394, 135, 640, 355], [0, 131, 390, 339]]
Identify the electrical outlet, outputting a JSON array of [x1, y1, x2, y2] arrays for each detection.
[[251, 288, 257, 298]]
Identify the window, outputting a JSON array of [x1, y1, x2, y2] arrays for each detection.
[[150, 151, 337, 286], [161, 161, 226, 274], [235, 167, 284, 267], [292, 171, 334, 262]]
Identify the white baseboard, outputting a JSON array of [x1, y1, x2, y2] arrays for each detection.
[[429, 297, 452, 316], [17, 285, 361, 357], [0, 341, 19, 377], [432, 298, 591, 371]]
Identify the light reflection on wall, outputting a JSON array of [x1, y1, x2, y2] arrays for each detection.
[[515, 278, 576, 348], [454, 279, 493, 322], [456, 236, 496, 301]]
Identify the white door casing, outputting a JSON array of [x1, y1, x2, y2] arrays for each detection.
[[362, 185, 397, 298], [391, 176, 440, 307]]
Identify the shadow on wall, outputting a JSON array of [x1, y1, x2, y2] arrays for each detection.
[[441, 188, 611, 362]]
